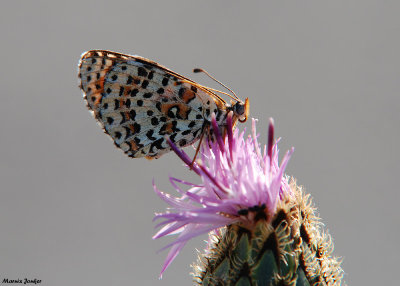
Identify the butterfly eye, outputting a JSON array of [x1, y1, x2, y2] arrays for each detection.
[[234, 102, 245, 116], [233, 103, 246, 123], [238, 98, 249, 123]]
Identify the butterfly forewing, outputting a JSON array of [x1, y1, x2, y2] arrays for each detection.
[[79, 50, 228, 159]]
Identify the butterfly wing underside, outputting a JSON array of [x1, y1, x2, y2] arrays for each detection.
[[79, 50, 227, 159]]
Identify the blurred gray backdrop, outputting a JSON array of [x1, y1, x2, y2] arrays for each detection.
[[0, 1, 399, 285]]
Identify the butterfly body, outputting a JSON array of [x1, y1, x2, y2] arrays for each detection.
[[79, 50, 248, 159]]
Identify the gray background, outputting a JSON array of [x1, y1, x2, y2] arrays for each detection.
[[0, 1, 398, 285]]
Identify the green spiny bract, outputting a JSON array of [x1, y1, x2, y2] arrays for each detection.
[[193, 181, 344, 286]]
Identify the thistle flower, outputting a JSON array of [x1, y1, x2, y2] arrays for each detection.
[[153, 113, 292, 272], [153, 114, 344, 285]]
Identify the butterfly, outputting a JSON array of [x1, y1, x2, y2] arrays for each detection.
[[78, 50, 249, 159]]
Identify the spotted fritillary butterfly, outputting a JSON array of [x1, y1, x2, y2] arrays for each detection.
[[78, 50, 249, 159]]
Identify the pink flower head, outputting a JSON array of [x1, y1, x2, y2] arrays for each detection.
[[153, 113, 294, 277]]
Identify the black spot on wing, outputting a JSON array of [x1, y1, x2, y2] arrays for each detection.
[[150, 138, 164, 153], [115, 131, 122, 140], [193, 128, 201, 138], [130, 89, 139, 97], [120, 112, 127, 124], [133, 122, 141, 134], [178, 87, 185, 98], [169, 133, 177, 142], [129, 110, 136, 120], [171, 121, 180, 132], [216, 109, 223, 121], [134, 136, 142, 147], [146, 130, 157, 140], [137, 67, 148, 77], [162, 78, 169, 86], [127, 75, 133, 84], [114, 99, 120, 110], [124, 126, 133, 139], [141, 80, 149, 89], [168, 106, 179, 118], [151, 117, 159, 126]]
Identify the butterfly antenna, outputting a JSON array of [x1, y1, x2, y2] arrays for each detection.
[[193, 68, 240, 101]]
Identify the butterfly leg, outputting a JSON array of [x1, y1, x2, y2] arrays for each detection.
[[189, 122, 210, 169]]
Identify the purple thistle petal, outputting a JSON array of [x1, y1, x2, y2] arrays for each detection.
[[153, 183, 194, 210], [168, 177, 202, 197], [211, 113, 225, 153], [153, 221, 188, 239], [268, 118, 274, 167], [227, 112, 234, 160], [158, 233, 187, 278], [159, 223, 228, 254], [251, 118, 264, 168], [169, 177, 201, 188], [166, 137, 201, 175], [197, 164, 229, 197]]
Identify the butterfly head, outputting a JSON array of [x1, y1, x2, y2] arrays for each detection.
[[232, 98, 250, 123]]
